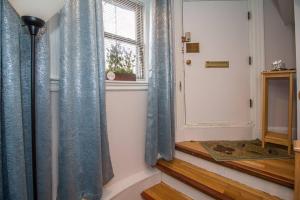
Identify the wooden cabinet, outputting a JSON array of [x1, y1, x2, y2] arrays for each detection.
[[261, 70, 296, 155]]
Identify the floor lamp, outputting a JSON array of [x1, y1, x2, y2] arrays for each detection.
[[8, 0, 64, 199]]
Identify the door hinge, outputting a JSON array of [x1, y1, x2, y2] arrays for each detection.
[[248, 11, 251, 20], [179, 81, 182, 92], [249, 56, 252, 65], [250, 99, 253, 108]]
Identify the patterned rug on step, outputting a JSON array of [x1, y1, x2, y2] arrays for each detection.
[[200, 139, 293, 161]]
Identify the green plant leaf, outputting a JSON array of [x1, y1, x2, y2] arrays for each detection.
[[105, 42, 136, 75]]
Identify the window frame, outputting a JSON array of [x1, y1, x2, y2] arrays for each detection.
[[103, 0, 145, 81]]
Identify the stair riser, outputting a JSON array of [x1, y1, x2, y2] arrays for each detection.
[[175, 150, 294, 200]]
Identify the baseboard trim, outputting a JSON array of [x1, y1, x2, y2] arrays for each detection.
[[184, 121, 253, 128]]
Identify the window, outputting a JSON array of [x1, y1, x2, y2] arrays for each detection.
[[102, 0, 144, 81]]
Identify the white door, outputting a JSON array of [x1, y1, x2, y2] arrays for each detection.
[[183, 0, 251, 128]]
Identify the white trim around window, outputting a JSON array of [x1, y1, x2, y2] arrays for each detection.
[[106, 80, 148, 91], [50, 79, 148, 92]]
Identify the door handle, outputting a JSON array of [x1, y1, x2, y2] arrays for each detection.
[[186, 60, 192, 65]]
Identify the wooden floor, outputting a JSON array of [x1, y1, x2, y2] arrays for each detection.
[[176, 141, 295, 188], [141, 182, 193, 200], [157, 158, 281, 200]]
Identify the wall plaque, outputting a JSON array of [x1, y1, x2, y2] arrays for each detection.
[[205, 61, 229, 68], [186, 43, 200, 53]]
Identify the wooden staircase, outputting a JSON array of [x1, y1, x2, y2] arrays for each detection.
[[157, 158, 280, 200], [176, 141, 294, 188], [141, 158, 281, 200], [140, 141, 296, 200]]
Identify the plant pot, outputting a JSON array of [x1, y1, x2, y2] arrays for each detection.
[[106, 72, 136, 81]]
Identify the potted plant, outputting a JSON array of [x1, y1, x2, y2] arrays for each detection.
[[106, 43, 137, 81]]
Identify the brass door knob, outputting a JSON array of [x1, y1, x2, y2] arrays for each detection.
[[186, 60, 192, 65]]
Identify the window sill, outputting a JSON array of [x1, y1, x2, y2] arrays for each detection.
[[105, 80, 148, 91], [50, 79, 148, 92]]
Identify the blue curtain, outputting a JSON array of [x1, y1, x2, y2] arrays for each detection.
[[145, 0, 175, 166], [0, 0, 52, 200], [58, 0, 114, 199]]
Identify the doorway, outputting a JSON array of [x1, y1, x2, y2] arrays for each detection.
[[178, 0, 253, 140]]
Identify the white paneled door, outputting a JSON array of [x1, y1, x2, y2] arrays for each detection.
[[183, 0, 251, 127]]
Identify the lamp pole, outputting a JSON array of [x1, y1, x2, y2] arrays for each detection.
[[22, 16, 45, 200]]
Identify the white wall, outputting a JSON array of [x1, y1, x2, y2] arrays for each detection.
[[295, 0, 300, 139], [105, 90, 149, 185], [264, 0, 296, 70], [263, 0, 297, 133]]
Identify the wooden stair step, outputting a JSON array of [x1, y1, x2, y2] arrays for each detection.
[[141, 182, 193, 200], [176, 141, 294, 188], [157, 158, 281, 200]]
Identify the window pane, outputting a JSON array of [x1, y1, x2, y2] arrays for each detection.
[[104, 38, 138, 75], [103, 2, 116, 35], [103, 2, 136, 40]]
